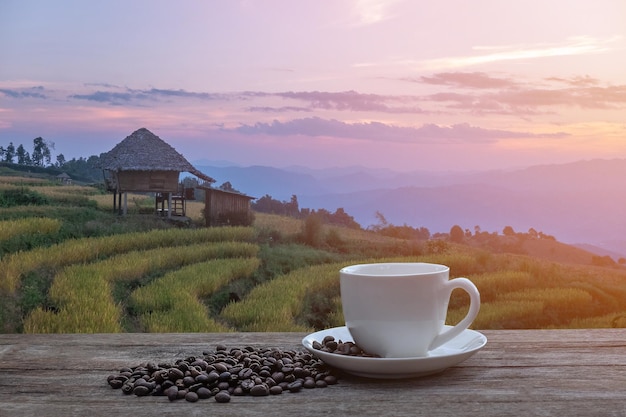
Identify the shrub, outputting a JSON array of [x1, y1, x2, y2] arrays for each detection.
[[300, 213, 324, 247], [0, 188, 49, 207]]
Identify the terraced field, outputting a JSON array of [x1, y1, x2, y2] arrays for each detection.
[[2, 171, 626, 333]]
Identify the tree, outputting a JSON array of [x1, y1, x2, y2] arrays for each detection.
[[328, 207, 360, 229], [252, 194, 285, 214], [301, 212, 324, 247], [368, 210, 388, 232], [219, 181, 237, 192], [32, 137, 53, 167], [60, 155, 103, 182], [55, 153, 66, 168], [16, 144, 31, 165], [449, 225, 465, 243], [3, 142, 15, 163], [285, 195, 299, 217], [503, 226, 516, 237]]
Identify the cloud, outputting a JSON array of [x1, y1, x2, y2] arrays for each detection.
[[416, 72, 518, 89], [415, 72, 626, 114], [545, 75, 601, 87], [8, 75, 622, 125], [145, 88, 226, 101], [490, 84, 626, 110], [247, 106, 313, 113], [0, 86, 46, 99], [70, 91, 140, 104], [269, 90, 426, 114], [232, 117, 567, 143], [84, 82, 123, 89], [422, 36, 621, 70], [351, 0, 400, 26], [70, 87, 227, 105]]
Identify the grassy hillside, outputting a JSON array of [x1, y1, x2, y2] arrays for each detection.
[[1, 168, 626, 333]]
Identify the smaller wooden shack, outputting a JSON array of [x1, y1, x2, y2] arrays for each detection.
[[199, 186, 255, 227]]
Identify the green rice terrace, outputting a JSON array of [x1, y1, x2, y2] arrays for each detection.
[[2, 168, 626, 334]]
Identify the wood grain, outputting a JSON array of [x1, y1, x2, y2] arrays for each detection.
[[1, 330, 626, 417]]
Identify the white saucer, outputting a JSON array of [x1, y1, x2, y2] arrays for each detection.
[[302, 326, 487, 379]]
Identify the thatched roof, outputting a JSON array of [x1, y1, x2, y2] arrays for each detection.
[[99, 128, 214, 183]]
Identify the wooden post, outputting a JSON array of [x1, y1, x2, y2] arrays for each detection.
[[123, 192, 127, 215]]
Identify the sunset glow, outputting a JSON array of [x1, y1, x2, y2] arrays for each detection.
[[0, 0, 625, 171]]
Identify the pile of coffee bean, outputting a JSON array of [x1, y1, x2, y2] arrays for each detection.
[[107, 344, 338, 403], [312, 335, 381, 358]]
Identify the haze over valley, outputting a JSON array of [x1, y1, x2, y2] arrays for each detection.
[[195, 158, 626, 258]]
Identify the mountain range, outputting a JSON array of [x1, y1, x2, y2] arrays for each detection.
[[193, 158, 626, 258]]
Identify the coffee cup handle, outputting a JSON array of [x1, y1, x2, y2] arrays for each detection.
[[428, 277, 480, 351]]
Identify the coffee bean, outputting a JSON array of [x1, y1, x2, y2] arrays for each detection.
[[108, 378, 124, 389], [196, 387, 212, 399], [229, 365, 243, 374], [238, 367, 254, 379], [287, 380, 303, 393], [206, 370, 220, 384], [165, 386, 179, 401], [106, 344, 341, 404], [312, 336, 380, 358], [185, 391, 199, 402], [133, 385, 151, 396], [167, 368, 184, 381], [250, 384, 270, 396], [324, 375, 338, 385], [269, 385, 283, 395], [190, 359, 208, 370], [121, 383, 134, 395], [240, 378, 255, 392], [294, 367, 310, 378], [215, 390, 231, 403], [213, 362, 228, 373]]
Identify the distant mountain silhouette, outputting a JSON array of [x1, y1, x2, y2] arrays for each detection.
[[194, 159, 626, 257]]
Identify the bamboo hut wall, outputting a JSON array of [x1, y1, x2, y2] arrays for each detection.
[[115, 170, 179, 192]]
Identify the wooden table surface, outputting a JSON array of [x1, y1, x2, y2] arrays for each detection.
[[1, 329, 625, 417]]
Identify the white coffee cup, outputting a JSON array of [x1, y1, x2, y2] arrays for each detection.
[[340, 262, 480, 358]]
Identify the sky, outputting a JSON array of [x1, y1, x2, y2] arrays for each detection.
[[1, 0, 625, 172]]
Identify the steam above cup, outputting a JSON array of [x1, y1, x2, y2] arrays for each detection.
[[340, 262, 480, 358]]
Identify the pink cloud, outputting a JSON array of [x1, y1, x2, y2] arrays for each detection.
[[231, 117, 568, 143], [416, 72, 517, 89]]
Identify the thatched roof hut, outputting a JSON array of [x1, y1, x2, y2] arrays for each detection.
[[99, 128, 214, 191], [98, 128, 215, 215], [56, 172, 72, 184]]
